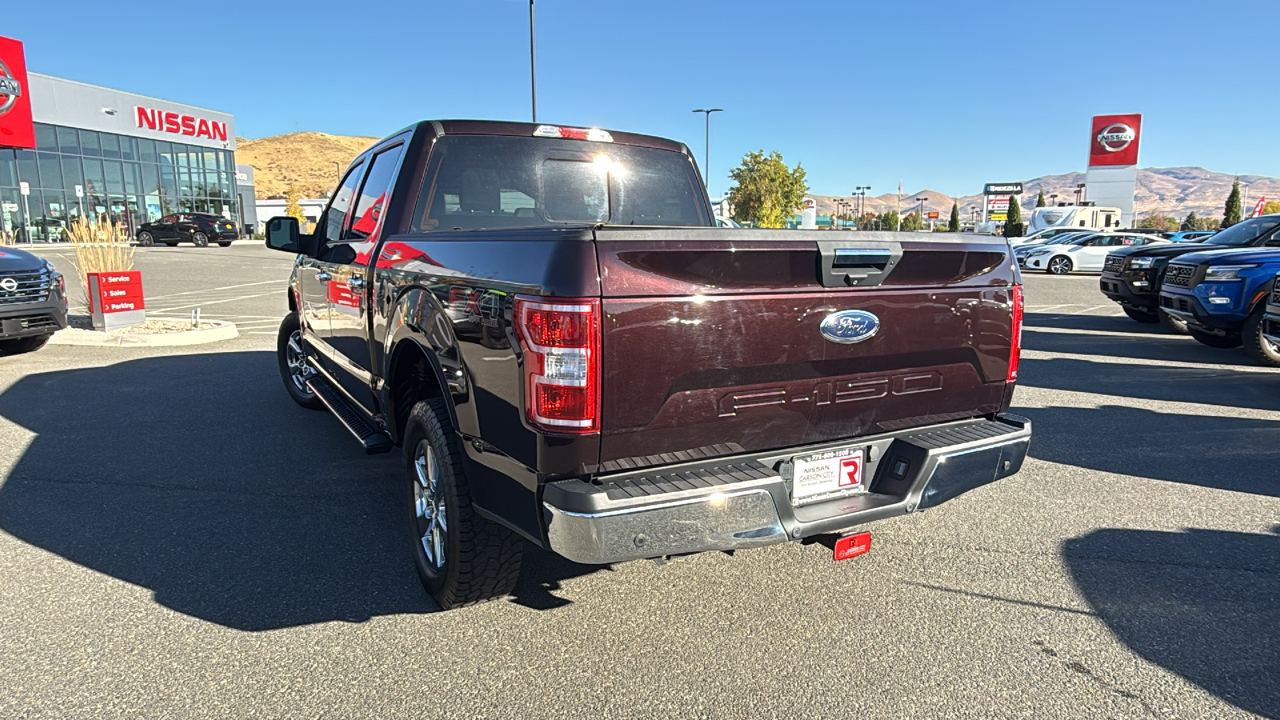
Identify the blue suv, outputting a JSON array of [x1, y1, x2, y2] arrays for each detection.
[[1159, 235, 1280, 366]]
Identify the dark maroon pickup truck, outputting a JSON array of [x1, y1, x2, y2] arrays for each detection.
[[265, 120, 1031, 609]]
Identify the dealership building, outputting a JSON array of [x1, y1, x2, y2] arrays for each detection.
[[1, 59, 257, 243]]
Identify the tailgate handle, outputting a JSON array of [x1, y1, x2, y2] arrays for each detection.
[[818, 240, 903, 288]]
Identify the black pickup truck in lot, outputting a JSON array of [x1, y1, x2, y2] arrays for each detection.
[[0, 245, 67, 354], [265, 120, 1032, 609], [1100, 215, 1280, 332]]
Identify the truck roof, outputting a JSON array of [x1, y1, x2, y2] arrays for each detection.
[[400, 119, 691, 155]]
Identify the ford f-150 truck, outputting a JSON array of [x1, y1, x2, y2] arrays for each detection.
[[1101, 215, 1280, 333], [0, 245, 67, 354], [1159, 243, 1280, 366], [265, 120, 1031, 609]]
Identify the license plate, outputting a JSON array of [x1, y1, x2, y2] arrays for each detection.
[[790, 447, 865, 506]]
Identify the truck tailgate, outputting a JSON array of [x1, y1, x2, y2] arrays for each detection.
[[594, 228, 1018, 470]]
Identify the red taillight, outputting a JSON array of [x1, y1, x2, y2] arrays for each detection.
[[514, 296, 600, 433], [532, 125, 614, 143], [1007, 285, 1024, 382]]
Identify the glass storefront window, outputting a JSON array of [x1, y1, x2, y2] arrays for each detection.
[[121, 136, 137, 162], [139, 139, 156, 163], [142, 164, 160, 195], [37, 153, 63, 190], [40, 189, 67, 242], [83, 158, 106, 206], [0, 150, 16, 186], [57, 127, 81, 156], [104, 160, 125, 194], [16, 150, 39, 187], [101, 133, 121, 160], [34, 123, 58, 151], [81, 130, 102, 157], [124, 163, 140, 194], [62, 157, 83, 194]]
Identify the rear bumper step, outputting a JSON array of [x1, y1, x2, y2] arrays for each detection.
[[542, 414, 1031, 564], [305, 376, 393, 455]]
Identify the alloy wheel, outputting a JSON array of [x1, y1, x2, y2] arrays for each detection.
[[285, 330, 314, 397], [1049, 257, 1071, 275], [413, 441, 447, 570]]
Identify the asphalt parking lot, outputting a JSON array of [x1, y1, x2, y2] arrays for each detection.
[[1, 243, 1277, 719]]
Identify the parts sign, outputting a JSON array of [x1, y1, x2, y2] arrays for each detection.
[[0, 36, 35, 149]]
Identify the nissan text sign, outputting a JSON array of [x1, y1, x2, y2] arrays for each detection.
[[0, 36, 35, 149], [1089, 114, 1142, 167]]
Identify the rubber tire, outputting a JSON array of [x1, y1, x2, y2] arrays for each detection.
[[1189, 328, 1242, 349], [1159, 311, 1190, 335], [276, 312, 324, 410], [137, 231, 155, 247], [1122, 306, 1159, 324], [1242, 306, 1280, 367], [1047, 256, 1073, 275], [0, 334, 52, 355], [405, 399, 523, 610], [193, 232, 209, 248], [217, 241, 232, 247]]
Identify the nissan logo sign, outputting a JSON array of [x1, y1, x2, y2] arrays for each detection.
[[1096, 123, 1136, 152], [0, 58, 21, 117]]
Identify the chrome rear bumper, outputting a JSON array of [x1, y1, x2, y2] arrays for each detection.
[[543, 414, 1031, 565]]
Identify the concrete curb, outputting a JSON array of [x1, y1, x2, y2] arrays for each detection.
[[48, 319, 239, 347]]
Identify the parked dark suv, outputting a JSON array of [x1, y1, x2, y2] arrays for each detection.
[[136, 213, 238, 247], [0, 245, 68, 354]]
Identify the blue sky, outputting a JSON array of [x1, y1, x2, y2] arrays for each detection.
[[8, 0, 1275, 198]]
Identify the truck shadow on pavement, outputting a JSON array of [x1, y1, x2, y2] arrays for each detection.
[[0, 351, 602, 630], [1018, 357, 1280, 496], [1064, 526, 1280, 718]]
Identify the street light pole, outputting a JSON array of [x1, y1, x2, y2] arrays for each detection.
[[692, 108, 723, 192], [529, 0, 537, 122]]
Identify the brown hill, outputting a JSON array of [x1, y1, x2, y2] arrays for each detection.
[[237, 132, 379, 199]]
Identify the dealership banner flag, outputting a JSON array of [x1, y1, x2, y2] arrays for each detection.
[[1253, 197, 1266, 218]]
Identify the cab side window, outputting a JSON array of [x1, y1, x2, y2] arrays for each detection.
[[321, 161, 366, 246], [345, 144, 405, 241]]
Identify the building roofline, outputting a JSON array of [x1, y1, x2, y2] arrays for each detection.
[[28, 72, 234, 118]]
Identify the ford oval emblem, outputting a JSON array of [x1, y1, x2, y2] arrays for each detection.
[[820, 310, 880, 344]]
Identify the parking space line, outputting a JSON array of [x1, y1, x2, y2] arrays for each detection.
[[143, 280, 282, 302], [1021, 348, 1279, 374], [152, 291, 280, 313]]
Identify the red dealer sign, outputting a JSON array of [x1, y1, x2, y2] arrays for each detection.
[[135, 106, 228, 141], [0, 36, 36, 149], [1089, 114, 1142, 167], [87, 271, 146, 330]]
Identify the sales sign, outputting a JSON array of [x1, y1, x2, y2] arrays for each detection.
[[0, 36, 35, 149], [87, 271, 146, 330]]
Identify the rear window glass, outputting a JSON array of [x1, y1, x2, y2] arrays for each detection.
[[413, 135, 709, 231]]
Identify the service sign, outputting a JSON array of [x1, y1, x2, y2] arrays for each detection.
[[0, 36, 35, 149], [87, 271, 146, 330], [1089, 113, 1142, 167]]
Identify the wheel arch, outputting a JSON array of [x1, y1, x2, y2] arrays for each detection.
[[385, 337, 454, 446]]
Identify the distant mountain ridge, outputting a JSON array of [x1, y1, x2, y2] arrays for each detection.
[[810, 167, 1280, 222], [234, 132, 1277, 221]]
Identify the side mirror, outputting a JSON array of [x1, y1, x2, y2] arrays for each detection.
[[265, 216, 300, 253]]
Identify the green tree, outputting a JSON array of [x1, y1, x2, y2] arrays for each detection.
[[947, 202, 960, 232], [1004, 195, 1024, 238], [727, 151, 809, 229], [1035, 189, 1046, 208], [901, 211, 923, 232], [1222, 178, 1242, 229], [877, 210, 898, 231], [1263, 200, 1280, 216], [285, 185, 306, 224], [1180, 211, 1199, 232]]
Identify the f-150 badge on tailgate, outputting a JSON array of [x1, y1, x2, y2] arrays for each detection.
[[819, 310, 880, 344]]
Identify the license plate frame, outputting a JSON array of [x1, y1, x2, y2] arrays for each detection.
[[788, 446, 867, 507]]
